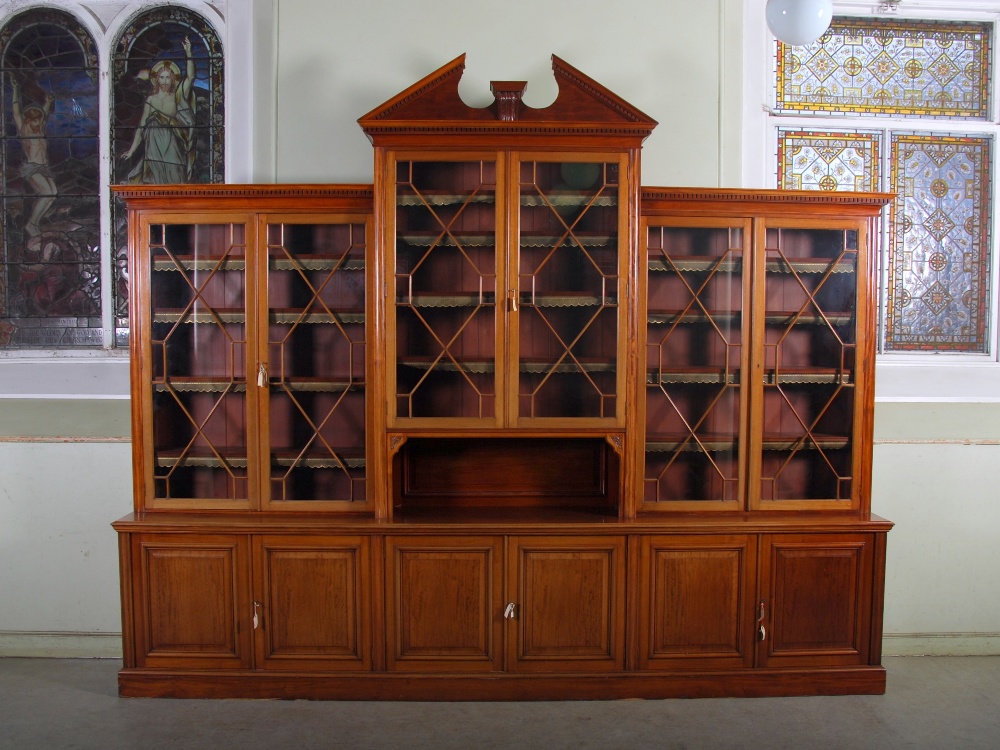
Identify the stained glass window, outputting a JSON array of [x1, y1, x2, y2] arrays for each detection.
[[775, 18, 992, 119], [887, 133, 992, 352], [111, 6, 224, 346], [777, 130, 880, 191], [0, 9, 100, 347]]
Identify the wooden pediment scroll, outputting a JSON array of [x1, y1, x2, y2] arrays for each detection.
[[358, 53, 657, 148]]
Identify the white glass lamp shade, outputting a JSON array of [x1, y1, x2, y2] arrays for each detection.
[[766, 0, 833, 46]]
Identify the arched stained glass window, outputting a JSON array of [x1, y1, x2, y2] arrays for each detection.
[[111, 6, 224, 345], [0, 9, 100, 347]]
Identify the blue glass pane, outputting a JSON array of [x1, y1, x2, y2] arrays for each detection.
[[0, 9, 101, 348]]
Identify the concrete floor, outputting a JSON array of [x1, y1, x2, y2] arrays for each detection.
[[0, 657, 998, 750]]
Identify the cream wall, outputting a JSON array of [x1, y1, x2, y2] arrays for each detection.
[[268, 0, 744, 187], [1, 0, 998, 658]]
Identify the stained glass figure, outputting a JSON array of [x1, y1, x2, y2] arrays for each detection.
[[111, 6, 223, 346], [775, 18, 992, 119], [777, 130, 880, 192], [887, 133, 992, 352], [0, 9, 100, 347]]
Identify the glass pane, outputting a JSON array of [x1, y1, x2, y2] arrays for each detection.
[[775, 18, 991, 119], [111, 6, 224, 346], [777, 129, 880, 192], [0, 9, 101, 347], [761, 227, 857, 502], [887, 133, 992, 352], [644, 224, 743, 504], [518, 161, 619, 419], [394, 159, 497, 419], [267, 222, 367, 502], [149, 223, 248, 502]]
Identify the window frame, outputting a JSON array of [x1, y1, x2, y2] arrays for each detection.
[[745, 0, 1000, 403], [0, 0, 266, 400]]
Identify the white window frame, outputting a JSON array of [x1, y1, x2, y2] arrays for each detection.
[[744, 0, 1000, 402], [0, 0, 272, 400]]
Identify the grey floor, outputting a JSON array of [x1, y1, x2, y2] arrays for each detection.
[[1, 657, 998, 750]]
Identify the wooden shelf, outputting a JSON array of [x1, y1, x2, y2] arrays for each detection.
[[152, 257, 365, 272], [398, 358, 615, 374], [154, 379, 248, 393], [269, 378, 364, 392], [648, 257, 854, 274], [647, 433, 850, 453], [648, 311, 850, 325], [647, 369, 739, 385], [152, 308, 245, 324], [272, 451, 366, 469], [397, 192, 495, 207], [270, 309, 365, 324], [269, 257, 364, 272], [153, 257, 245, 272]]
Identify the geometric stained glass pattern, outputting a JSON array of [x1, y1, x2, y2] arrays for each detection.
[[0, 9, 101, 347], [777, 129, 880, 191], [111, 6, 224, 346], [776, 18, 992, 119], [887, 133, 992, 352]]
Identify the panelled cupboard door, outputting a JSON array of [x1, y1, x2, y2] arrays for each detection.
[[131, 534, 253, 670], [252, 536, 372, 671], [508, 536, 626, 673], [385, 536, 505, 672], [636, 535, 756, 670], [757, 533, 874, 668]]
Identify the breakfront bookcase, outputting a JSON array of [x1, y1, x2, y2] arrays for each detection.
[[112, 55, 892, 699]]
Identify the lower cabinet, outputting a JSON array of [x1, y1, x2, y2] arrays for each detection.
[[509, 536, 626, 673], [384, 535, 626, 673], [384, 535, 505, 672], [253, 535, 372, 672], [129, 534, 253, 670], [757, 533, 877, 669], [636, 534, 757, 671], [117, 524, 888, 697], [127, 533, 371, 673]]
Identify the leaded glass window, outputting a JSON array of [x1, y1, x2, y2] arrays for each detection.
[[0, 9, 100, 347], [777, 130, 880, 191], [111, 6, 224, 346], [887, 134, 992, 352], [775, 18, 991, 119], [773, 15, 997, 354]]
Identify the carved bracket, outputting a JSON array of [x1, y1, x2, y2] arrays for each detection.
[[490, 81, 527, 122]]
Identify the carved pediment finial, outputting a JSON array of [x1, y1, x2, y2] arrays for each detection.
[[490, 81, 527, 121]]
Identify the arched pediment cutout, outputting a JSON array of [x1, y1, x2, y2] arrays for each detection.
[[359, 53, 656, 147]]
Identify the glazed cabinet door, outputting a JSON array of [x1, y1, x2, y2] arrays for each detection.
[[252, 535, 372, 672], [511, 156, 627, 427], [389, 156, 503, 428], [386, 153, 628, 428], [635, 535, 756, 671], [757, 533, 875, 668], [507, 536, 626, 673], [259, 216, 370, 509], [129, 533, 252, 670], [640, 219, 751, 510], [751, 221, 871, 510], [385, 535, 505, 672], [135, 215, 258, 510]]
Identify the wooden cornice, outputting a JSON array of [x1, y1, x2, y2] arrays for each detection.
[[358, 53, 656, 145]]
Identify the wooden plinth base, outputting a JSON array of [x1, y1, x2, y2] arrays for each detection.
[[119, 666, 887, 701]]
